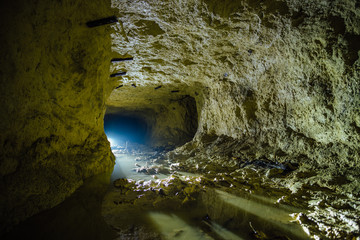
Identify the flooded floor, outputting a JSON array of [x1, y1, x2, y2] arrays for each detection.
[[3, 143, 359, 239], [102, 144, 310, 240], [2, 172, 117, 240]]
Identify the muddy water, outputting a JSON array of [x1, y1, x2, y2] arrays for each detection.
[[102, 188, 309, 240], [3, 145, 310, 240], [102, 146, 310, 240], [2, 172, 117, 240]]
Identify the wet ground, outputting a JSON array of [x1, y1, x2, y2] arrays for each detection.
[[102, 144, 310, 240], [3, 142, 360, 239], [2, 172, 117, 240], [104, 143, 360, 239]]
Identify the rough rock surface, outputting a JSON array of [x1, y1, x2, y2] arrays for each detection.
[[1, 0, 360, 236], [0, 0, 116, 231], [109, 0, 360, 190]]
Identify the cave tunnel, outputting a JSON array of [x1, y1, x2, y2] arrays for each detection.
[[104, 91, 199, 150], [1, 0, 360, 239], [104, 113, 149, 146]]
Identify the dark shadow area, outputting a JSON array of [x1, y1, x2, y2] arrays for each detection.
[[104, 114, 149, 146], [2, 172, 118, 240]]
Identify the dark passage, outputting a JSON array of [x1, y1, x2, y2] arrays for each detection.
[[104, 114, 149, 146]]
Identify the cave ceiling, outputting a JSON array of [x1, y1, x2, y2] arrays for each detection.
[[106, 0, 285, 108]]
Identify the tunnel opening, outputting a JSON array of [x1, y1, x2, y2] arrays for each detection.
[[104, 93, 199, 182], [105, 91, 199, 150], [104, 113, 149, 147]]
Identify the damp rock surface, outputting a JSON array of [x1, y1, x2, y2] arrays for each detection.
[[0, 0, 116, 231], [105, 1, 360, 237], [109, 0, 360, 178], [1, 0, 360, 237]]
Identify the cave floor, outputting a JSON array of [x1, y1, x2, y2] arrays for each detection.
[[4, 143, 360, 240], [2, 172, 117, 240], [103, 149, 308, 240], [104, 144, 360, 239]]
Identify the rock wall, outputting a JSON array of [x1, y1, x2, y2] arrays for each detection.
[[1, 0, 359, 233], [109, 0, 360, 182], [0, 0, 116, 231], [193, 0, 360, 177]]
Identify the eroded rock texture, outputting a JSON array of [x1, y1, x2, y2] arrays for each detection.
[[0, 0, 116, 231], [0, 0, 359, 237], [109, 0, 360, 192]]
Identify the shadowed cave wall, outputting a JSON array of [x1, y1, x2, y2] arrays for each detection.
[[0, 0, 117, 231], [0, 0, 360, 235]]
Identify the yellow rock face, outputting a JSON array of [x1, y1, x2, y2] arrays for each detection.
[[108, 0, 359, 168], [1, 0, 359, 233], [0, 0, 116, 230]]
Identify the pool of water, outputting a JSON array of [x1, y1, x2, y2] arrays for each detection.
[[110, 153, 170, 182], [3, 144, 312, 240], [2, 172, 117, 240], [101, 179, 310, 240], [102, 146, 310, 240]]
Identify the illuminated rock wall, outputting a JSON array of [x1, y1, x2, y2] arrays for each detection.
[[109, 0, 359, 179], [0, 0, 116, 231], [1, 0, 359, 233]]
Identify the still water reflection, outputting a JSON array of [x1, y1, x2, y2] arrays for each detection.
[[3, 143, 309, 240], [103, 144, 309, 240], [2, 173, 117, 240]]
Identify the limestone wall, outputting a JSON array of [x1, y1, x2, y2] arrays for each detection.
[[1, 0, 359, 232], [0, 0, 116, 231], [194, 0, 360, 171], [109, 0, 360, 172]]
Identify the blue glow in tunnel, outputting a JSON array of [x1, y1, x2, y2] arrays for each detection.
[[104, 114, 148, 146]]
